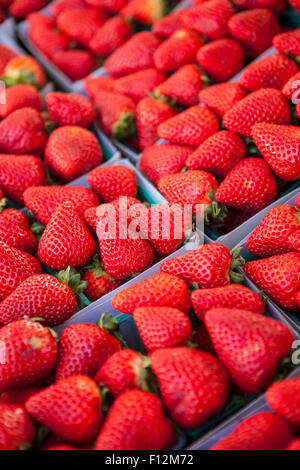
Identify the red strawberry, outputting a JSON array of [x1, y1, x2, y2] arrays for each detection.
[[38, 202, 97, 270], [152, 8, 188, 38], [153, 29, 203, 72], [94, 390, 174, 450], [234, 0, 286, 12], [0, 108, 47, 156], [191, 284, 265, 321], [133, 306, 191, 351], [0, 217, 37, 254], [151, 347, 229, 429], [182, 0, 235, 40], [0, 404, 36, 450], [55, 322, 122, 381], [0, 319, 57, 392], [191, 322, 216, 355], [120, 0, 168, 25], [136, 97, 176, 150], [89, 16, 132, 56], [50, 0, 86, 17], [83, 268, 122, 302], [280, 70, 300, 101], [3, 55, 46, 88], [212, 412, 294, 450], [198, 82, 248, 118], [158, 105, 220, 147], [0, 154, 45, 206], [286, 439, 300, 451], [140, 143, 193, 186], [228, 8, 281, 58], [46, 92, 95, 129], [289, 229, 300, 252], [0, 385, 43, 407], [267, 378, 300, 432], [85, 76, 115, 101], [104, 32, 161, 78], [88, 165, 137, 202], [45, 126, 103, 182], [86, 0, 127, 13], [113, 68, 166, 103], [186, 130, 246, 178], [0, 209, 29, 230], [273, 28, 300, 57], [0, 85, 43, 119], [223, 88, 291, 138], [161, 243, 244, 287], [289, 0, 300, 11], [0, 274, 77, 326], [0, 44, 17, 75], [26, 375, 102, 445], [247, 204, 300, 257], [112, 272, 191, 315], [29, 26, 71, 59], [244, 252, 300, 310], [9, 0, 48, 19], [52, 50, 96, 81], [82, 205, 99, 233]]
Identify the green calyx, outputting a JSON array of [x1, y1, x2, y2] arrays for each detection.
[[204, 191, 228, 226], [85, 254, 115, 281], [27, 210, 45, 239], [113, 112, 137, 139], [229, 247, 245, 284], [1, 70, 37, 88], [97, 312, 127, 348], [57, 266, 88, 295], [243, 137, 260, 156], [139, 356, 161, 396], [0, 197, 7, 213], [151, 90, 178, 109], [42, 111, 58, 136]]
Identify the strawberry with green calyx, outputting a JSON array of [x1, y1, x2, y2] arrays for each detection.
[[120, 0, 170, 25], [1, 56, 46, 88], [82, 255, 122, 302], [57, 265, 89, 309]]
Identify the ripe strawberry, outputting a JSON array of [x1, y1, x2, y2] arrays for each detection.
[[29, 26, 71, 60], [234, 0, 286, 12], [104, 32, 161, 77], [55, 322, 122, 381], [182, 0, 235, 40], [191, 322, 216, 355], [140, 143, 193, 186], [0, 154, 45, 206], [0, 319, 57, 392], [89, 16, 132, 57], [45, 126, 103, 182], [27, 12, 58, 34], [158, 105, 219, 147], [152, 8, 188, 38], [151, 347, 229, 429], [267, 378, 300, 432], [0, 209, 29, 230], [52, 50, 96, 81], [212, 412, 294, 450], [83, 268, 122, 302], [198, 82, 248, 118], [0, 404, 36, 450], [0, 385, 43, 407], [136, 97, 176, 150], [154, 29, 203, 72], [95, 390, 174, 450], [0, 108, 47, 156], [247, 204, 300, 257], [191, 284, 265, 321], [9, 0, 48, 19], [57, 7, 107, 47], [281, 71, 300, 102], [38, 202, 97, 270], [82, 206, 99, 233], [273, 28, 300, 57], [88, 165, 137, 202], [26, 375, 102, 445], [50, 0, 86, 16], [228, 8, 281, 59], [0, 45, 17, 75], [46, 92, 95, 129], [86, 0, 127, 12], [244, 252, 300, 310], [112, 272, 191, 315], [186, 131, 246, 178], [120, 0, 168, 25], [113, 68, 166, 103], [2, 56, 46, 88], [0, 85, 43, 119], [223, 88, 291, 138], [0, 217, 37, 254], [286, 439, 300, 451], [289, 229, 300, 252]]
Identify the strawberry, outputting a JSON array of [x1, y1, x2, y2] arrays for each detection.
[[0, 319, 57, 392], [0, 209, 29, 230], [234, 0, 286, 12], [212, 412, 294, 450], [158, 105, 220, 147], [273, 28, 300, 57], [140, 143, 193, 186], [0, 45, 17, 75], [197, 39, 245, 82], [286, 439, 300, 451], [52, 50, 96, 81], [289, 229, 300, 252], [85, 76, 115, 101], [104, 32, 161, 78], [289, 0, 300, 10], [133, 306, 191, 351], [223, 88, 291, 138], [191, 284, 265, 321], [205, 308, 293, 393], [244, 252, 300, 310], [94, 390, 174, 450], [50, 0, 86, 17], [0, 154, 45, 206], [24, 185, 99, 225], [191, 323, 216, 355], [240, 54, 299, 92], [38, 202, 97, 270], [89, 16, 132, 57], [228, 8, 281, 59], [0, 217, 37, 254], [186, 131, 246, 178], [82, 206, 99, 233], [113, 68, 166, 103], [88, 165, 137, 202], [27, 12, 56, 31], [247, 204, 300, 257], [136, 97, 176, 150], [153, 29, 203, 72], [45, 126, 103, 182], [2, 56, 46, 88], [0, 385, 43, 407], [0, 85, 43, 119], [55, 322, 122, 381], [0, 108, 47, 156], [120, 0, 168, 25], [281, 71, 300, 101], [267, 378, 300, 432], [154, 64, 205, 108], [182, 0, 235, 40], [9, 0, 49, 19], [151, 347, 229, 429], [86, 0, 127, 12], [0, 404, 36, 450], [0, 274, 77, 326], [29, 26, 71, 60], [198, 82, 248, 118], [93, 90, 136, 139], [83, 268, 122, 302], [46, 92, 95, 129], [112, 272, 191, 315], [152, 8, 188, 38], [251, 123, 300, 181], [161, 243, 244, 287], [26, 375, 102, 445]]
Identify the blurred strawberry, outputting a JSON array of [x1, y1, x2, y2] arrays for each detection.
[[52, 50, 96, 81], [0, 44, 17, 75], [9, 0, 49, 19], [152, 8, 189, 38], [0, 404, 36, 450], [120, 0, 168, 25], [0, 84, 43, 119], [46, 92, 95, 128], [2, 56, 46, 88], [113, 68, 166, 103], [50, 0, 86, 16], [199, 82, 248, 118]]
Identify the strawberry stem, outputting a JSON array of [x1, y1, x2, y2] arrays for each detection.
[[97, 312, 128, 348], [0, 198, 7, 212], [229, 247, 245, 284], [56, 266, 88, 294], [113, 112, 137, 139]]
